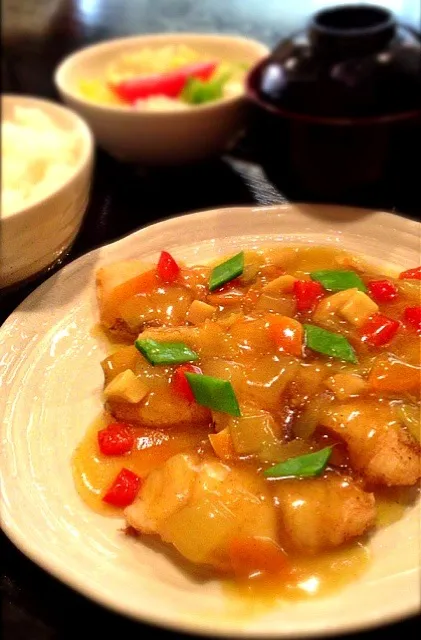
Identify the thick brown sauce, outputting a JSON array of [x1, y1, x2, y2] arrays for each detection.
[[72, 414, 417, 603], [72, 413, 209, 517], [76, 246, 420, 607]]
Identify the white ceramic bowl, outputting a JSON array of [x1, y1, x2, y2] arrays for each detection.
[[0, 95, 94, 290], [54, 33, 270, 165], [0, 204, 420, 637]]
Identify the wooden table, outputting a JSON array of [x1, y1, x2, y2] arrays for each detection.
[[1, 1, 420, 638]]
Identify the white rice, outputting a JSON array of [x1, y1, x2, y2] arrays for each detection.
[[1, 106, 80, 217]]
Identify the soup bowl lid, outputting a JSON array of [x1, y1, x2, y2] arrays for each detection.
[[247, 4, 421, 122]]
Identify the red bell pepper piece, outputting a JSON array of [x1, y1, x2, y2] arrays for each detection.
[[399, 266, 421, 280], [367, 279, 399, 303], [172, 363, 202, 402], [98, 423, 134, 456], [360, 313, 400, 346], [102, 468, 141, 507], [110, 61, 218, 103], [403, 306, 421, 333], [157, 250, 180, 283], [293, 280, 325, 312]]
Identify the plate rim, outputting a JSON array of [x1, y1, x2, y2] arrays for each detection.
[[1, 202, 420, 318]]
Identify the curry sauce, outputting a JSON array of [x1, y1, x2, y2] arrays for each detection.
[[73, 245, 421, 600]]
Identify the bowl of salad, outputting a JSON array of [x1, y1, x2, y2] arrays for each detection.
[[54, 33, 269, 165]]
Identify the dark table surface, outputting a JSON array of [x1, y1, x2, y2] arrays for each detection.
[[1, 1, 421, 638]]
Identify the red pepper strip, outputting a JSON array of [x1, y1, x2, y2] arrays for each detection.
[[102, 468, 141, 507], [360, 313, 400, 347], [110, 61, 218, 103], [368, 279, 399, 303], [293, 280, 325, 312], [98, 423, 134, 456], [399, 266, 421, 280], [157, 250, 180, 283], [403, 306, 421, 333], [172, 363, 202, 402]]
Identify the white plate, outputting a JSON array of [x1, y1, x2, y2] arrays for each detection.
[[1, 204, 420, 637]]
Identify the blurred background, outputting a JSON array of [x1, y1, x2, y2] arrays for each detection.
[[2, 0, 421, 295], [3, 1, 421, 42], [3, 1, 421, 94]]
